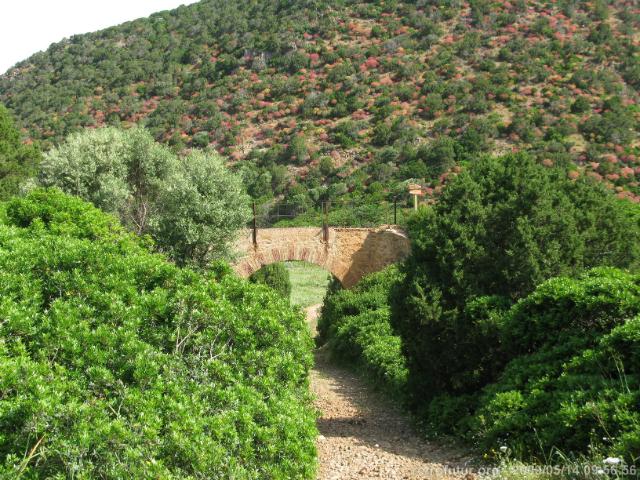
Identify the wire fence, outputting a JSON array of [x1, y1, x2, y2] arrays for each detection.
[[250, 198, 417, 229]]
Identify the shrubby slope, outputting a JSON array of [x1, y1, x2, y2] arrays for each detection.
[[1, 0, 639, 209]]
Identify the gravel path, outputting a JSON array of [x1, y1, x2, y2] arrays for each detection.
[[306, 305, 473, 480]]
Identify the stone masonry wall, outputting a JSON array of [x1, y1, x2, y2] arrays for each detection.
[[232, 227, 410, 288]]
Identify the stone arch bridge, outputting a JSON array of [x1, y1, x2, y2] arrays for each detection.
[[232, 227, 411, 288]]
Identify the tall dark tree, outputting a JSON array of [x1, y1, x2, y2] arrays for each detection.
[[0, 104, 40, 199], [393, 152, 640, 401]]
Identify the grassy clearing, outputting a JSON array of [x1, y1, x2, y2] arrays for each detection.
[[285, 261, 332, 308]]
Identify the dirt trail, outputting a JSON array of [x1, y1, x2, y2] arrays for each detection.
[[306, 305, 472, 480]]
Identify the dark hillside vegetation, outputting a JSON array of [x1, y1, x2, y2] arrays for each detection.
[[0, 189, 316, 479], [1, 0, 639, 212]]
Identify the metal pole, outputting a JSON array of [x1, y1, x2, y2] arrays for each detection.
[[322, 202, 329, 243], [252, 202, 257, 247], [394, 197, 397, 224]]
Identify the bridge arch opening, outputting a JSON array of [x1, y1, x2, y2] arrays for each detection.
[[238, 245, 345, 287], [249, 261, 336, 308]]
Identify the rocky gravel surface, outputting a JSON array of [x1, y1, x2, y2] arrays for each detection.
[[306, 305, 474, 480]]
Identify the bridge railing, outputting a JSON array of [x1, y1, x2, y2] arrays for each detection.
[[249, 198, 416, 229]]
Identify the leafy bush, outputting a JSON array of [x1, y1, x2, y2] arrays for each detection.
[[284, 135, 310, 165], [318, 266, 408, 396], [0, 189, 316, 479], [250, 263, 292, 301], [420, 136, 459, 179], [331, 120, 363, 148], [579, 109, 635, 145], [457, 117, 497, 155], [371, 118, 416, 147], [393, 152, 640, 403], [418, 93, 444, 119], [570, 96, 591, 114], [469, 268, 640, 461], [152, 150, 251, 266], [38, 127, 250, 265]]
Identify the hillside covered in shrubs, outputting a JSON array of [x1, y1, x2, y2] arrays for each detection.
[[0, 189, 316, 478], [1, 0, 639, 212], [318, 153, 640, 465]]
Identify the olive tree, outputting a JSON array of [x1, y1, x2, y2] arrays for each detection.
[[154, 150, 251, 265], [38, 127, 250, 265]]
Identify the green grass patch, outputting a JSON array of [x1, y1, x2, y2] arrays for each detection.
[[285, 261, 332, 308]]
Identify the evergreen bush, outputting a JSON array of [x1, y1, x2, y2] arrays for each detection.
[[0, 189, 316, 479]]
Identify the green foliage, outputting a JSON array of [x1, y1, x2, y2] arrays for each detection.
[[331, 121, 363, 148], [393, 151, 640, 412], [318, 266, 408, 396], [403, 152, 640, 307], [571, 96, 591, 114], [0, 104, 40, 200], [421, 136, 459, 178], [580, 108, 635, 145], [419, 93, 444, 119], [39, 127, 173, 232], [250, 263, 292, 301], [38, 127, 250, 265], [2, 0, 640, 215], [5, 187, 131, 243], [469, 268, 640, 461], [285, 135, 310, 165], [0, 189, 316, 479]]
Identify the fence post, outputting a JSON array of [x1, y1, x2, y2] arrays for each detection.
[[322, 202, 329, 243], [252, 202, 257, 247], [394, 197, 397, 225]]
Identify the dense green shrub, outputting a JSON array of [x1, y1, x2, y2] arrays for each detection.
[[420, 136, 459, 178], [393, 152, 640, 403], [570, 96, 591, 114], [0, 189, 316, 479], [331, 120, 363, 148], [418, 93, 444, 119], [318, 266, 408, 395], [468, 268, 640, 461], [250, 263, 292, 301], [151, 150, 251, 266]]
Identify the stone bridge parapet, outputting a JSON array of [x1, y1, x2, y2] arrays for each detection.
[[232, 226, 410, 288]]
